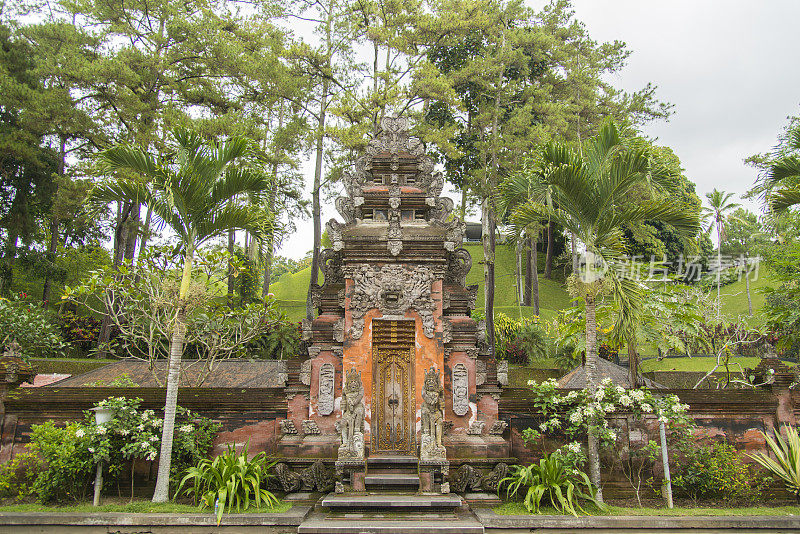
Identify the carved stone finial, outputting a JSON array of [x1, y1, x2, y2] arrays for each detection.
[[338, 369, 365, 460]]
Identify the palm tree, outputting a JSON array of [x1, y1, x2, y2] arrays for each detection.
[[510, 123, 700, 501], [763, 125, 800, 213], [85, 127, 271, 502], [702, 189, 740, 318]]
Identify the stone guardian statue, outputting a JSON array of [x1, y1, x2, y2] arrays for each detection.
[[338, 368, 365, 459], [420, 366, 446, 460]]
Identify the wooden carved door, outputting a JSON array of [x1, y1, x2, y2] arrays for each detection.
[[372, 320, 415, 454]]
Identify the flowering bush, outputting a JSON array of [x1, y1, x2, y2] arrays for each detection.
[[58, 311, 103, 350], [0, 396, 220, 503], [524, 378, 693, 445], [0, 295, 67, 358]]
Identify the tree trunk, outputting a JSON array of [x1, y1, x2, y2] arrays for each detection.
[[136, 206, 153, 265], [716, 223, 722, 318], [628, 342, 638, 388], [515, 241, 523, 305], [262, 102, 284, 301], [529, 236, 540, 315], [124, 204, 140, 261], [745, 262, 753, 316], [545, 221, 554, 279], [227, 229, 235, 299], [584, 291, 603, 502], [523, 236, 532, 307], [41, 217, 59, 305], [97, 202, 134, 358], [152, 250, 194, 502], [483, 201, 496, 351], [307, 20, 332, 321]]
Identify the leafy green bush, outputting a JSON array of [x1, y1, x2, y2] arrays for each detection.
[[672, 441, 770, 503], [28, 422, 95, 503], [0, 296, 67, 358], [58, 311, 102, 350], [500, 453, 604, 516], [176, 443, 279, 524], [749, 425, 800, 498], [0, 450, 38, 500]]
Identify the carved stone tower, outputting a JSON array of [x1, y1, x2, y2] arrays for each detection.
[[281, 117, 507, 483]]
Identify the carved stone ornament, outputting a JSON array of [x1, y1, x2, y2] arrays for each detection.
[[302, 420, 321, 435], [451, 463, 509, 494], [466, 285, 478, 311], [275, 461, 335, 493], [327, 219, 345, 251], [279, 420, 298, 435], [421, 367, 446, 460], [345, 264, 436, 340], [452, 363, 469, 416], [338, 369, 365, 460], [301, 318, 313, 341], [476, 320, 487, 345], [300, 359, 312, 386], [336, 197, 355, 223], [475, 360, 486, 386], [333, 318, 345, 343], [321, 249, 344, 285], [467, 421, 485, 435], [445, 249, 472, 286], [318, 363, 335, 416], [497, 360, 509, 387], [488, 420, 508, 435], [442, 319, 453, 344]]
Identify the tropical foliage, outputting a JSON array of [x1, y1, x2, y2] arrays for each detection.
[[0, 295, 67, 358], [749, 425, 800, 498], [176, 443, 279, 525], [501, 453, 604, 516]]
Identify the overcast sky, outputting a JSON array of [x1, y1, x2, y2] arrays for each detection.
[[275, 1, 800, 260]]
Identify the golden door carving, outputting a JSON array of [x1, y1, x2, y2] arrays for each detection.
[[372, 320, 415, 454]]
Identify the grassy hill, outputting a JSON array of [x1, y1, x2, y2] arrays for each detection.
[[268, 243, 774, 327], [268, 243, 572, 322]]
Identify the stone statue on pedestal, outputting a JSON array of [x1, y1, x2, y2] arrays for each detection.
[[338, 368, 365, 459], [420, 367, 446, 460]]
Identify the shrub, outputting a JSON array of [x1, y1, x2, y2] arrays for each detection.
[[176, 442, 279, 524], [0, 450, 38, 500], [500, 453, 604, 516], [0, 296, 67, 358], [27, 422, 95, 503], [671, 441, 770, 503], [749, 425, 800, 499], [59, 311, 102, 350]]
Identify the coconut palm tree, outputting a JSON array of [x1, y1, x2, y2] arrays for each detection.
[[85, 127, 271, 502], [510, 123, 700, 501], [702, 189, 740, 318], [762, 126, 800, 213]]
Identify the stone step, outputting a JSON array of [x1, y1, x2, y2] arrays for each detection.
[[321, 493, 462, 510], [365, 473, 420, 487], [298, 518, 483, 534], [367, 455, 419, 466]]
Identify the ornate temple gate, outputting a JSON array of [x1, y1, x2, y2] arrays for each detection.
[[372, 319, 415, 454]]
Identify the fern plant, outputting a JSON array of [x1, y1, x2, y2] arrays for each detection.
[[176, 442, 279, 524], [500, 453, 605, 516], [749, 425, 800, 498]]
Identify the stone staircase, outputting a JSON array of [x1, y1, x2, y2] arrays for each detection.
[[297, 456, 484, 534]]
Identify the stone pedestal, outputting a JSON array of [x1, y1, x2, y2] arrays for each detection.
[[419, 459, 449, 493], [335, 459, 367, 492]]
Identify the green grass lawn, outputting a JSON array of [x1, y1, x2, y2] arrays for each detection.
[[493, 501, 800, 516], [268, 243, 573, 323], [0, 500, 292, 514], [717, 269, 774, 324], [640, 356, 764, 373]]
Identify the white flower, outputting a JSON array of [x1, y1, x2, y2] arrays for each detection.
[[569, 411, 583, 423], [95, 426, 106, 435], [527, 380, 537, 386], [140, 442, 149, 450], [659, 416, 669, 424], [607, 430, 617, 441], [137, 424, 145, 431], [615, 386, 625, 395], [141, 411, 149, 420], [641, 404, 653, 413], [75, 428, 85, 438], [619, 395, 632, 407], [119, 429, 130, 436], [603, 403, 616, 413], [566, 391, 579, 400], [631, 390, 645, 402], [153, 420, 163, 427], [568, 442, 582, 453], [600, 377, 612, 386], [150, 435, 159, 442], [146, 452, 157, 461], [594, 389, 605, 401], [548, 418, 561, 429], [539, 422, 548, 431], [179, 424, 194, 433], [88, 447, 95, 453], [583, 406, 595, 418]]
